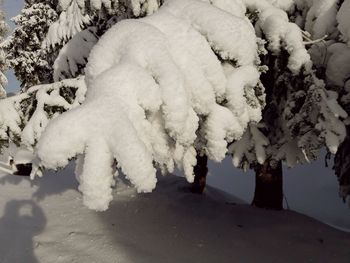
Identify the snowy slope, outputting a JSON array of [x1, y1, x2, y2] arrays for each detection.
[[0, 164, 349, 263]]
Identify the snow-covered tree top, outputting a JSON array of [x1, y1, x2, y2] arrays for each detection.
[[58, 0, 160, 16], [227, 0, 347, 169], [34, 0, 317, 211], [297, 0, 350, 203], [45, 0, 160, 47], [3, 1, 58, 89]]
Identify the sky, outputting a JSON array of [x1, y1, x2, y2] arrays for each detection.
[[2, 0, 350, 230]]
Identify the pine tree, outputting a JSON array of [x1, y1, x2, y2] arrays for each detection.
[[35, 0, 266, 211], [0, 0, 347, 212], [294, 0, 350, 204], [229, 0, 347, 209], [0, 0, 161, 151], [4, 0, 58, 90], [0, 3, 8, 98], [46, 0, 162, 80]]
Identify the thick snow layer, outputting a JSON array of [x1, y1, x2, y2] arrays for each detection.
[[305, 0, 338, 39], [326, 43, 350, 87], [13, 148, 34, 164], [163, 0, 257, 66], [337, 0, 350, 44], [0, 166, 349, 263], [45, 0, 90, 47], [0, 98, 22, 140], [38, 0, 264, 211], [53, 27, 98, 81], [50, 0, 160, 47], [59, 0, 160, 15], [243, 0, 312, 74], [266, 0, 294, 11], [21, 77, 87, 148], [230, 124, 269, 167], [0, 77, 86, 150]]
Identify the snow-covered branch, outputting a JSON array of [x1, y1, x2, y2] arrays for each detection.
[[0, 77, 86, 148]]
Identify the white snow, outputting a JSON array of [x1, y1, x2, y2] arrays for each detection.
[[45, 0, 90, 47], [242, 0, 312, 73], [12, 148, 34, 164], [305, 0, 338, 39], [326, 43, 350, 88], [337, 0, 350, 44], [21, 77, 87, 148], [53, 27, 98, 81], [0, 165, 349, 262]]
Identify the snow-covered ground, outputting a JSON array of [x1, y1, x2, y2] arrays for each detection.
[[0, 163, 349, 263], [207, 156, 350, 231]]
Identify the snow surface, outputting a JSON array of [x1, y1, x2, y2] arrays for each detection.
[[0, 164, 349, 263]]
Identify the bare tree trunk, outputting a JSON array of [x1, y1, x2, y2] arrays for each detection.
[[190, 154, 208, 194], [252, 160, 283, 210]]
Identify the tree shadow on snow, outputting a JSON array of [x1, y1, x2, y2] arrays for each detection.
[[0, 200, 46, 263], [0, 162, 79, 201], [97, 174, 350, 263]]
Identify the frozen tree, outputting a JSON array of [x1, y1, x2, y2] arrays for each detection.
[[292, 0, 350, 204], [1, 0, 346, 212], [44, 0, 160, 48], [53, 27, 99, 81], [228, 0, 347, 209], [0, 0, 160, 150], [3, 0, 58, 90], [0, 3, 8, 98], [0, 0, 92, 157], [46, 0, 161, 80], [0, 77, 86, 150], [34, 0, 269, 211]]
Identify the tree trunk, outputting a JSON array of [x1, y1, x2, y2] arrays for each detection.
[[252, 160, 283, 210], [190, 154, 208, 194], [334, 125, 350, 201]]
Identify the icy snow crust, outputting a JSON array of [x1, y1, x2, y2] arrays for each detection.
[[38, 0, 311, 211]]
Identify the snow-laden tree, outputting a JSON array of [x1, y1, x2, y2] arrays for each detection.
[[0, 0, 160, 151], [3, 0, 58, 90], [50, 0, 334, 201], [1, 0, 346, 212], [33, 0, 271, 211], [227, 0, 347, 209], [290, 0, 350, 204], [0, 5, 8, 98], [0, 77, 86, 150], [45, 0, 164, 82], [44, 0, 160, 48]]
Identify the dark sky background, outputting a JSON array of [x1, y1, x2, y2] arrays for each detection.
[[2, 0, 350, 231]]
